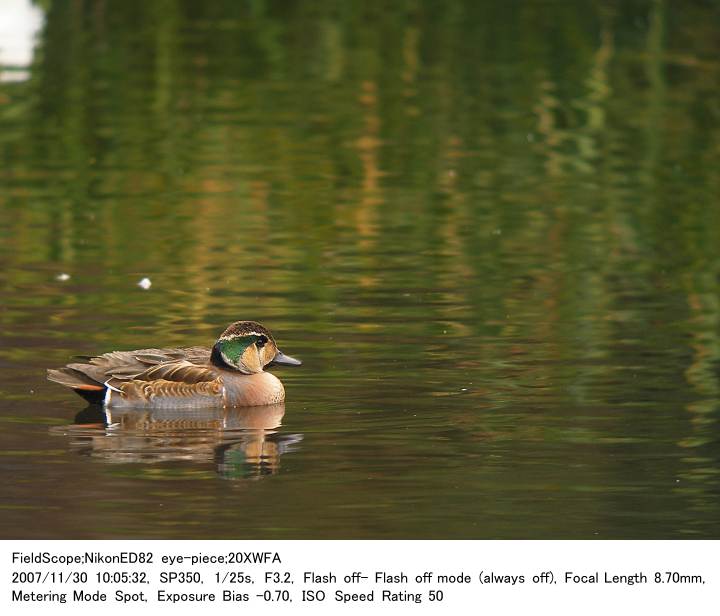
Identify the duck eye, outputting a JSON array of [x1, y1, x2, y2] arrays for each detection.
[[256, 335, 268, 348]]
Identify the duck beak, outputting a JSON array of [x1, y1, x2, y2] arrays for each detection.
[[270, 350, 302, 367]]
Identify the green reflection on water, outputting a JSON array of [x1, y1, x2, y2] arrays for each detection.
[[1, 0, 719, 538]]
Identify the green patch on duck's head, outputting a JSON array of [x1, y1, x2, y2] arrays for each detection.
[[217, 336, 261, 364]]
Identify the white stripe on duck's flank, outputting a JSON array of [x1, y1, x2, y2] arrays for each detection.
[[104, 379, 122, 405], [104, 379, 122, 392], [104, 408, 119, 428]]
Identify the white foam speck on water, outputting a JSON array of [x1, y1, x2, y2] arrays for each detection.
[[0, 0, 44, 83]]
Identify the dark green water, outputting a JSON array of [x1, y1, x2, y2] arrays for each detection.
[[1, 0, 720, 539]]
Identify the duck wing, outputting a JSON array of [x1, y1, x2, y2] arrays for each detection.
[[47, 346, 216, 403], [132, 359, 218, 384]]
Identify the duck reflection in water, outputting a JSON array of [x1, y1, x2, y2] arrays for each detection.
[[56, 403, 302, 480]]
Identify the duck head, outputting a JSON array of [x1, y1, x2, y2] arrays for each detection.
[[211, 321, 301, 374]]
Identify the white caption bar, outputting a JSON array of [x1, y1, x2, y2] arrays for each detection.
[[1, 540, 716, 615]]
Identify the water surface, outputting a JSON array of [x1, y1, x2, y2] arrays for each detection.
[[1, 0, 720, 538]]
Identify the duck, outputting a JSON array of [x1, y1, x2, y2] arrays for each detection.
[[47, 321, 301, 408]]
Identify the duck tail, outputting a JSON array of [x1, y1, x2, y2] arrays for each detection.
[[47, 367, 106, 404]]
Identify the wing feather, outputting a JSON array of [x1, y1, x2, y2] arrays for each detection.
[[135, 360, 217, 384], [48, 346, 216, 400]]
